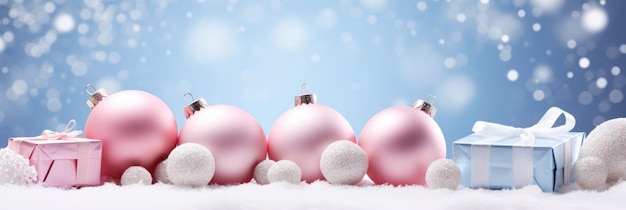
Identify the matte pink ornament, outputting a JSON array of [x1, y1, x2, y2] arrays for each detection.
[[84, 85, 178, 182], [268, 84, 356, 183], [358, 97, 446, 186], [179, 94, 267, 185]]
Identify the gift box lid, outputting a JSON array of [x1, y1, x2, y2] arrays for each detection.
[[9, 138, 102, 160]]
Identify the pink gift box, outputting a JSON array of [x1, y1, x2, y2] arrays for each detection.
[[8, 137, 102, 188]]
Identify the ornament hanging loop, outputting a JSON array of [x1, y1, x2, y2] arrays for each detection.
[[183, 93, 208, 119], [295, 83, 317, 106], [302, 83, 309, 94], [183, 92, 195, 104], [426, 94, 436, 105], [413, 94, 437, 118], [85, 84, 110, 109], [85, 84, 97, 95]]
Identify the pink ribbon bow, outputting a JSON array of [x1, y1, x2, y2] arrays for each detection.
[[39, 119, 83, 140]]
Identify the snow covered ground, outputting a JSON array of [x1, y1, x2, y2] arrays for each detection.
[[2, 180, 624, 210]]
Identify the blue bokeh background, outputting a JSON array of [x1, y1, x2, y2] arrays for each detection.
[[1, 0, 625, 158]]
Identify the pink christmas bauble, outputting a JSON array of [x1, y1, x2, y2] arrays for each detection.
[[358, 106, 446, 186], [179, 104, 266, 185], [85, 90, 178, 182], [268, 103, 356, 183]]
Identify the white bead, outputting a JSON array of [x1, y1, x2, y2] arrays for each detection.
[[425, 159, 461, 190], [0, 148, 37, 185], [267, 160, 301, 184], [320, 140, 368, 185], [254, 160, 276, 185], [574, 156, 607, 190], [579, 118, 626, 182], [154, 160, 171, 184], [167, 143, 215, 187], [121, 166, 152, 186]]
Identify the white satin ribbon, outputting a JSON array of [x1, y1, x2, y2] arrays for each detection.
[[470, 107, 576, 188]]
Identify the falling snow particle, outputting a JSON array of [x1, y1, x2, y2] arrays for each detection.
[[341, 32, 352, 43], [609, 89, 623, 103], [417, 1, 427, 11], [2, 32, 12, 43], [581, 7, 608, 33], [444, 57, 456, 69], [534, 65, 552, 83], [611, 66, 621, 76], [77, 23, 89, 34], [0, 39, 4, 53], [47, 98, 62, 112], [44, 2, 56, 13], [578, 91, 593, 105], [620, 44, 626, 54], [54, 13, 75, 33], [507, 69, 519, 82], [499, 50, 512, 62], [592, 116, 606, 126], [567, 40, 577, 49], [501, 34, 509, 43], [311, 54, 320, 63], [108, 52, 121, 64], [596, 77, 608, 89], [532, 23, 541, 32], [579, 57, 590, 69], [533, 90, 545, 101], [360, 0, 388, 12], [518, 10, 526, 18], [71, 61, 88, 77], [367, 15, 377, 24], [272, 19, 308, 51], [456, 14, 466, 23], [598, 100, 611, 112], [567, 71, 574, 78], [11, 80, 28, 96]]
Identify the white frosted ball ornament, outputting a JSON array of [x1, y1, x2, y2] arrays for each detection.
[[574, 157, 608, 190], [578, 118, 626, 183], [155, 160, 171, 184], [167, 143, 216, 187], [320, 140, 368, 185], [121, 166, 152, 185], [425, 159, 461, 190], [254, 160, 276, 185], [267, 160, 302, 184], [0, 148, 37, 185]]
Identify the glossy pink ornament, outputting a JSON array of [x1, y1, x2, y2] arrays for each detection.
[[268, 84, 356, 183], [84, 85, 178, 182], [178, 94, 266, 185], [358, 97, 446, 186]]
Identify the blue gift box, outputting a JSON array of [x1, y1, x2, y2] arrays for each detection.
[[453, 131, 584, 192]]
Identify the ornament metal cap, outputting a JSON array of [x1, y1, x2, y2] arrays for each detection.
[[85, 84, 110, 109], [295, 83, 317, 106], [413, 95, 437, 118], [183, 93, 209, 118]]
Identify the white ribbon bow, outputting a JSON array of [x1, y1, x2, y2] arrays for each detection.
[[470, 107, 576, 189], [472, 107, 575, 146], [40, 119, 83, 140]]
